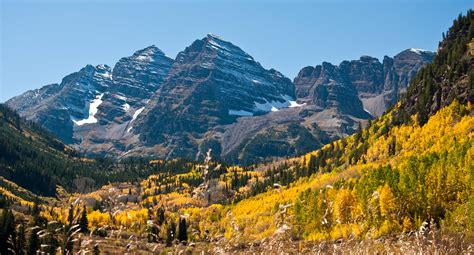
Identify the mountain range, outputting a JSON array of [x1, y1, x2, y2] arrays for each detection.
[[6, 34, 434, 163], [0, 9, 472, 254]]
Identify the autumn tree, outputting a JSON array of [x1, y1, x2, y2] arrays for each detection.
[[379, 184, 397, 219], [333, 189, 354, 224]]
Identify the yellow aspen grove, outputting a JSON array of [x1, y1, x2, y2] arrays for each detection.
[[379, 184, 397, 219]]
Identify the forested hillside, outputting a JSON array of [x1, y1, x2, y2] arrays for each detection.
[[222, 100, 472, 242], [395, 10, 474, 125], [0, 104, 83, 196], [215, 10, 474, 244], [0, 104, 199, 196], [0, 9, 472, 254]]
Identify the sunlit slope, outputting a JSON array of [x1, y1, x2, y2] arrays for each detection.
[[219, 101, 473, 242]]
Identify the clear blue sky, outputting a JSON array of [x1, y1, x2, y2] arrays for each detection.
[[1, 0, 472, 102]]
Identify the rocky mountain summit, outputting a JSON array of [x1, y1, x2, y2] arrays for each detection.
[[294, 49, 435, 117], [96, 45, 173, 126], [6, 35, 433, 163], [132, 34, 298, 160], [6, 64, 113, 143]]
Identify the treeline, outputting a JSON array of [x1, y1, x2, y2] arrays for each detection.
[[394, 9, 473, 125], [214, 10, 474, 242], [244, 9, 474, 203], [0, 104, 202, 197]]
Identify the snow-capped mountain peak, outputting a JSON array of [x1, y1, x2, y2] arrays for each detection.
[[409, 48, 430, 54]]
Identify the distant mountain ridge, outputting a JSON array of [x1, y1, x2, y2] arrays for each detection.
[[294, 48, 434, 117], [5, 34, 433, 163]]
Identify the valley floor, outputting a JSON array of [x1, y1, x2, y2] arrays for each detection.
[[1, 100, 473, 255]]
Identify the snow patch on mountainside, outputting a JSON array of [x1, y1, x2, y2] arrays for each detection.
[[122, 103, 130, 112], [134, 47, 160, 63], [284, 94, 306, 108], [229, 95, 303, 117], [254, 99, 289, 112], [72, 93, 104, 126], [364, 108, 374, 116], [136, 55, 153, 62], [96, 71, 112, 79], [229, 109, 254, 116], [409, 48, 429, 54], [132, 107, 145, 120], [127, 107, 146, 132], [289, 101, 306, 108], [116, 95, 127, 101], [253, 95, 301, 113]]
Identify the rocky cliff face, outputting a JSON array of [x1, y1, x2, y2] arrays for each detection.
[[95, 46, 173, 126], [294, 62, 371, 119], [6, 64, 113, 143], [6, 35, 434, 163], [294, 49, 434, 117], [6, 46, 173, 147], [135, 34, 295, 153]]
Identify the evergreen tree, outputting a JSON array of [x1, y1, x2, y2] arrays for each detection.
[[67, 204, 74, 227], [157, 207, 165, 226], [148, 223, 159, 243], [16, 224, 26, 255], [42, 228, 58, 255], [32, 198, 41, 226], [0, 209, 15, 254], [61, 224, 80, 255], [354, 122, 363, 143], [166, 222, 176, 247], [79, 205, 88, 233], [178, 217, 188, 243], [388, 137, 396, 156], [27, 227, 39, 255], [308, 155, 317, 176]]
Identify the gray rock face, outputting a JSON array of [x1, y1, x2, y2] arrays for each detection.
[[135, 34, 295, 149], [112, 46, 173, 100], [6, 64, 113, 143], [96, 46, 173, 125], [216, 105, 365, 164], [294, 62, 371, 119], [294, 49, 434, 117], [340, 56, 384, 94], [389, 49, 436, 96], [5, 36, 434, 163], [6, 46, 173, 146]]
